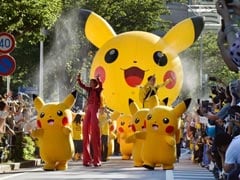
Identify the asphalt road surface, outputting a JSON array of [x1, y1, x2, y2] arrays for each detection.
[[0, 149, 215, 180]]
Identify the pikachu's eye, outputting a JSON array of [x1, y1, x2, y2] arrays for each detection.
[[40, 112, 45, 118], [153, 51, 167, 66], [135, 118, 140, 124], [105, 48, 118, 63], [57, 110, 63, 116], [147, 114, 152, 120], [163, 118, 169, 124]]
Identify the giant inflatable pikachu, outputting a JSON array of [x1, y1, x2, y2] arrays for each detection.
[[135, 98, 191, 170], [79, 9, 204, 114], [31, 91, 77, 170]]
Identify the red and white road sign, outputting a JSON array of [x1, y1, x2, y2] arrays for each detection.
[[0, 32, 16, 54]]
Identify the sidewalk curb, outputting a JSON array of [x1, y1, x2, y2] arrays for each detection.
[[0, 159, 42, 173], [20, 159, 42, 168], [0, 164, 12, 173]]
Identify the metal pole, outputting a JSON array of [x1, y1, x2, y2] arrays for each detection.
[[7, 76, 10, 93], [39, 40, 43, 98], [200, 33, 203, 97]]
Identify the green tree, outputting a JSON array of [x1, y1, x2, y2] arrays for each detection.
[[0, 0, 63, 94], [180, 30, 238, 101], [80, 0, 169, 34], [0, 0, 63, 43]]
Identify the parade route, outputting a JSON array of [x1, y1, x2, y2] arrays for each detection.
[[0, 149, 215, 180]]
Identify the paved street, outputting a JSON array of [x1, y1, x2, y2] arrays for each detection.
[[0, 149, 215, 180]]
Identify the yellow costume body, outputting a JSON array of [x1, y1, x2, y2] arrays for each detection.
[[137, 99, 191, 170], [31, 91, 76, 170], [116, 114, 133, 160], [126, 98, 150, 167]]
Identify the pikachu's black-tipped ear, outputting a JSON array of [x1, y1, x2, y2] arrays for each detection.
[[33, 94, 45, 111], [33, 94, 38, 101], [191, 16, 204, 42], [79, 8, 116, 48], [161, 16, 204, 55], [128, 98, 139, 116], [184, 98, 191, 109], [62, 91, 77, 109], [71, 90, 77, 98], [128, 98, 134, 105], [173, 98, 192, 117], [162, 98, 169, 106], [79, 9, 92, 29]]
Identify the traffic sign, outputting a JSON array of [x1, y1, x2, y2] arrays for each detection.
[[0, 54, 16, 76], [18, 86, 38, 94], [0, 32, 16, 54]]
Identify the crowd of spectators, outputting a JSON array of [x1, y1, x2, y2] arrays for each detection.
[[182, 1, 240, 179], [180, 82, 240, 180], [0, 91, 37, 162]]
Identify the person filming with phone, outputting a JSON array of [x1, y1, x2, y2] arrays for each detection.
[[216, 0, 240, 72]]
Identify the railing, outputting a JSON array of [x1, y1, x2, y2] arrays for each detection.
[[188, 5, 221, 30], [162, 3, 221, 30]]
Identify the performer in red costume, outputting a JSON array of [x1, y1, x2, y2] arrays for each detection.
[[77, 73, 103, 167]]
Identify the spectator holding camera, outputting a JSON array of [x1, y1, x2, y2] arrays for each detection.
[[201, 86, 232, 177], [216, 0, 240, 72], [228, 105, 240, 137], [215, 132, 240, 180], [0, 100, 10, 135], [14, 102, 25, 132]]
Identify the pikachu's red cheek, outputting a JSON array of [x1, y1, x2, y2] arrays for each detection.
[[109, 125, 114, 131], [37, 120, 41, 128], [166, 125, 174, 133], [62, 117, 68, 126], [118, 127, 124, 133], [94, 66, 106, 83], [164, 71, 176, 89], [131, 125, 136, 132]]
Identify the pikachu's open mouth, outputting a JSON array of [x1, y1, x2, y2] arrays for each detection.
[[124, 66, 145, 87], [152, 124, 159, 130], [48, 119, 54, 125]]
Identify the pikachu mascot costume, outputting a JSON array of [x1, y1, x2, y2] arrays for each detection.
[[116, 113, 134, 160], [31, 91, 76, 170], [79, 9, 204, 115], [135, 98, 191, 170], [126, 98, 150, 167]]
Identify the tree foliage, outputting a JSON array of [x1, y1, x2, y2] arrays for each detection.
[[0, 0, 63, 43], [0, 0, 63, 95], [181, 30, 238, 100], [80, 0, 169, 33]]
